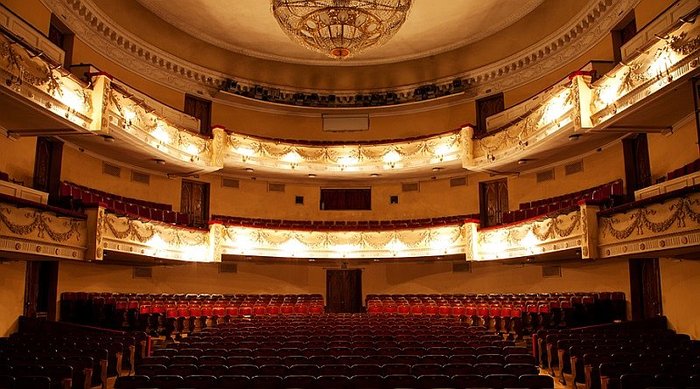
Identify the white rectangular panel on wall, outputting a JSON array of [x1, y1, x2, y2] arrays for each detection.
[[323, 114, 370, 132]]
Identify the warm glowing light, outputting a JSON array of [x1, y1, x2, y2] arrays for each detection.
[[233, 230, 256, 253], [429, 232, 454, 253], [338, 155, 360, 166], [520, 231, 539, 254], [280, 238, 308, 257], [123, 107, 137, 124], [383, 149, 402, 166], [647, 50, 675, 78], [282, 150, 303, 164], [59, 87, 84, 112], [541, 91, 571, 125], [185, 144, 200, 155], [182, 245, 208, 261], [385, 238, 407, 254], [433, 144, 453, 158], [334, 244, 358, 257], [151, 123, 171, 143], [599, 78, 622, 106]]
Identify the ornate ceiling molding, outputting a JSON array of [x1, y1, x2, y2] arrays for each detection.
[[135, 0, 543, 66], [42, 0, 637, 105]]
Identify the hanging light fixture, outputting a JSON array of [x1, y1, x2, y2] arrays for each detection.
[[271, 0, 412, 59]]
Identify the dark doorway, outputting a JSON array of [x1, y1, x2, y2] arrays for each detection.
[[24, 261, 59, 320], [475, 93, 505, 137], [326, 269, 362, 313], [180, 179, 210, 228], [33, 137, 63, 205], [479, 178, 509, 227], [622, 134, 651, 201], [184, 94, 213, 136], [629, 258, 663, 320]]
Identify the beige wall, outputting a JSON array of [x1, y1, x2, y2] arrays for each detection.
[[634, 0, 676, 30], [0, 135, 35, 185], [0, 261, 26, 336], [1, 0, 51, 35], [57, 257, 630, 306], [659, 258, 700, 339], [648, 118, 699, 180], [60, 146, 182, 210], [507, 143, 626, 210]]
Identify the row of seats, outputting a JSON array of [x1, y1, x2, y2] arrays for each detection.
[[60, 293, 325, 336], [58, 181, 191, 227], [0, 330, 148, 389], [115, 372, 554, 389], [135, 362, 539, 378], [501, 179, 624, 225], [666, 158, 700, 180], [209, 214, 476, 231], [366, 292, 626, 335], [537, 323, 700, 389]]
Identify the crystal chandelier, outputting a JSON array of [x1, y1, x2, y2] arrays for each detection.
[[272, 0, 412, 59]]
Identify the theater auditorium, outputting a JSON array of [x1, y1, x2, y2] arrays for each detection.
[[0, 0, 699, 388]]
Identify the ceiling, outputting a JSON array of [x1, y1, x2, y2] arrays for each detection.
[[134, 0, 544, 66]]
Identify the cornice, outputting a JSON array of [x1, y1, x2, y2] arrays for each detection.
[[43, 0, 637, 106]]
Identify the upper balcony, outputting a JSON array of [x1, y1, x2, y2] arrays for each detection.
[[0, 0, 698, 183]]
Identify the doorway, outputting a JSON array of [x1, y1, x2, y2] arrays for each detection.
[[33, 137, 63, 205], [629, 258, 663, 320], [326, 269, 362, 313], [24, 261, 59, 320], [479, 178, 509, 227], [180, 179, 210, 228]]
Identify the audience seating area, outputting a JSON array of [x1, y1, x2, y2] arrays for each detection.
[[210, 214, 478, 231], [536, 318, 700, 389], [116, 314, 554, 389], [60, 293, 325, 336], [0, 319, 147, 389], [500, 180, 624, 225], [57, 182, 191, 227], [366, 292, 626, 338], [666, 158, 700, 181]]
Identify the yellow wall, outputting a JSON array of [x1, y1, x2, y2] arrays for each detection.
[[56, 257, 630, 314], [1, 0, 51, 35], [634, 0, 676, 30], [647, 118, 699, 180], [0, 135, 35, 185], [0, 261, 26, 336], [60, 145, 182, 209], [659, 258, 700, 339], [507, 143, 626, 210]]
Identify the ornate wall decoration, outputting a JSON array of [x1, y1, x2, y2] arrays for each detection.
[[476, 209, 583, 261], [101, 212, 213, 262], [464, 74, 584, 170], [226, 130, 461, 174], [0, 201, 87, 259], [598, 191, 700, 258], [41, 0, 635, 106], [0, 33, 93, 130], [590, 11, 700, 126], [219, 223, 467, 259]]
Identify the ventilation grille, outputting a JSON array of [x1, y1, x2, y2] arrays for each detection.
[[450, 177, 468, 187], [542, 265, 562, 278], [268, 183, 285, 192], [452, 262, 472, 273], [102, 163, 121, 177], [219, 263, 238, 273], [565, 161, 584, 175], [131, 171, 150, 185], [536, 169, 555, 183], [132, 267, 152, 278], [401, 182, 419, 192], [222, 178, 240, 188]]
